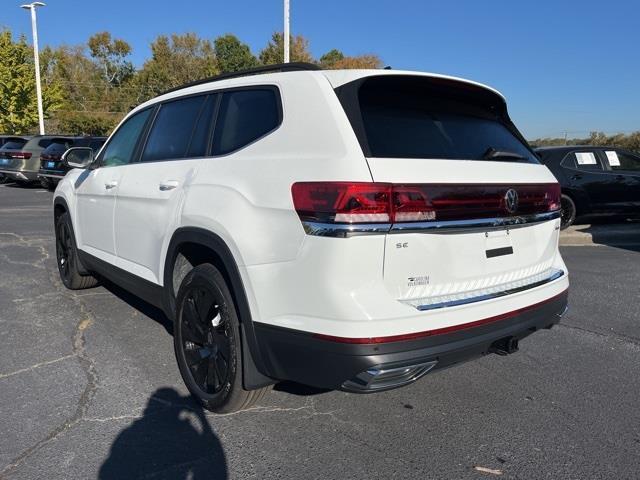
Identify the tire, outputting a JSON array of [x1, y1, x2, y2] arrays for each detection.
[[40, 177, 56, 191], [560, 194, 576, 230], [55, 212, 99, 289], [174, 263, 269, 413]]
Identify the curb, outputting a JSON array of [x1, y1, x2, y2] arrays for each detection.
[[559, 224, 640, 246]]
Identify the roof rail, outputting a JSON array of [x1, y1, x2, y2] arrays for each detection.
[[160, 62, 321, 95]]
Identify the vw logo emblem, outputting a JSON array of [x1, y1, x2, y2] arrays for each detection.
[[504, 188, 519, 213]]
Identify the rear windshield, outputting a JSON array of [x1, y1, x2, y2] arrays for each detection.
[[1, 139, 27, 150], [43, 139, 74, 154], [338, 76, 537, 163]]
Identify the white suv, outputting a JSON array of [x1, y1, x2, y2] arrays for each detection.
[[53, 63, 569, 413]]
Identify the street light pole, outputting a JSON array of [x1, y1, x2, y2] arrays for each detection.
[[283, 0, 290, 63], [21, 2, 46, 135]]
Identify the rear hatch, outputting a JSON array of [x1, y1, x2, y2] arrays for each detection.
[[0, 138, 30, 168], [40, 138, 75, 173], [335, 74, 562, 309]]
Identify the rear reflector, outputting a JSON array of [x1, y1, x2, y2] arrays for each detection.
[[291, 182, 561, 224]]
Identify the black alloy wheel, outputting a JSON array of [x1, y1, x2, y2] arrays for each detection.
[[174, 263, 270, 413], [179, 286, 232, 395], [56, 219, 74, 285]]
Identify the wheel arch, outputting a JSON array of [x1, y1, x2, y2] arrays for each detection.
[[163, 227, 275, 390]]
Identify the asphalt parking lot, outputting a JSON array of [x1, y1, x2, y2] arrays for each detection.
[[1, 184, 639, 480]]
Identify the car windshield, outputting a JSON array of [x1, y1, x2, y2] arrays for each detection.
[[341, 76, 537, 163]]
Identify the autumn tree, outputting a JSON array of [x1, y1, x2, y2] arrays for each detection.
[[136, 33, 218, 98], [259, 32, 314, 64], [0, 29, 63, 134], [214, 34, 258, 73]]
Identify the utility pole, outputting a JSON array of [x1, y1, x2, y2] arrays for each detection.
[[284, 0, 290, 63], [21, 2, 46, 135]]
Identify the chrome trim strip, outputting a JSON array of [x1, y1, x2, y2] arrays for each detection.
[[390, 210, 561, 234], [302, 221, 392, 238], [410, 269, 565, 312], [301, 211, 561, 237]]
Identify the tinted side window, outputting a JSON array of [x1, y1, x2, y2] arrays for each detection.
[[568, 151, 603, 171], [142, 95, 207, 162], [101, 109, 152, 167], [212, 89, 280, 156], [606, 150, 640, 172]]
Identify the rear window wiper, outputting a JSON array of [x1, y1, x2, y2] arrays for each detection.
[[482, 147, 526, 161]]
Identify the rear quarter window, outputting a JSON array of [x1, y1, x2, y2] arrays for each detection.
[[212, 88, 281, 156]]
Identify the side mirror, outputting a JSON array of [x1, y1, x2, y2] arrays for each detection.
[[62, 147, 94, 169]]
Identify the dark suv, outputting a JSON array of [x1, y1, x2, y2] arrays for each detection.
[[38, 136, 106, 190], [536, 146, 640, 228]]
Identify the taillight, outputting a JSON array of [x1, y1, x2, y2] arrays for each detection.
[[291, 182, 561, 225], [9, 152, 31, 159], [291, 182, 392, 223]]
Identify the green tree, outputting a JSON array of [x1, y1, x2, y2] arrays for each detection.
[[319, 49, 345, 68], [88, 32, 134, 86], [214, 34, 258, 73], [136, 33, 218, 98], [259, 32, 314, 65], [0, 29, 63, 134]]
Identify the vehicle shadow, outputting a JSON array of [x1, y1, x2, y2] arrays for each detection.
[[99, 278, 174, 335], [99, 387, 228, 480], [572, 221, 640, 253], [99, 279, 332, 398]]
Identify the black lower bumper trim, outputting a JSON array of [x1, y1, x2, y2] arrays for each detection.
[[254, 290, 568, 391]]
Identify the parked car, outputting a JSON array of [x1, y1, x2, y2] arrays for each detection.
[[0, 136, 31, 183], [535, 146, 640, 228], [53, 63, 569, 413], [0, 135, 58, 184], [38, 136, 107, 190]]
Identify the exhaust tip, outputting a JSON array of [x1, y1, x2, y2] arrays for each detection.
[[342, 360, 438, 392]]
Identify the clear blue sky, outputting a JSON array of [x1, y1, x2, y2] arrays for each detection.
[[3, 0, 639, 138]]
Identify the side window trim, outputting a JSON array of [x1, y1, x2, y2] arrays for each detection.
[[95, 106, 155, 168]]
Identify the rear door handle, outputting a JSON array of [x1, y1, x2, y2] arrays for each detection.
[[105, 180, 118, 190], [159, 180, 179, 191], [571, 174, 582, 180]]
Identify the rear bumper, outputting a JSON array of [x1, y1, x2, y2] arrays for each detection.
[[0, 169, 38, 181], [254, 289, 568, 391]]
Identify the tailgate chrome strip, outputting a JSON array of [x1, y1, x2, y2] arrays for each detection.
[[302, 211, 560, 238], [406, 268, 565, 311], [390, 210, 561, 234]]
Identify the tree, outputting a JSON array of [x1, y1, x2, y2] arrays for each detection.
[[319, 49, 344, 68], [136, 33, 218, 98], [214, 34, 259, 73], [331, 54, 382, 69], [0, 29, 63, 134], [88, 32, 134, 86], [259, 32, 314, 65]]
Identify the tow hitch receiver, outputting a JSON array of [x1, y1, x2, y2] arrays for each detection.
[[490, 336, 519, 356]]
